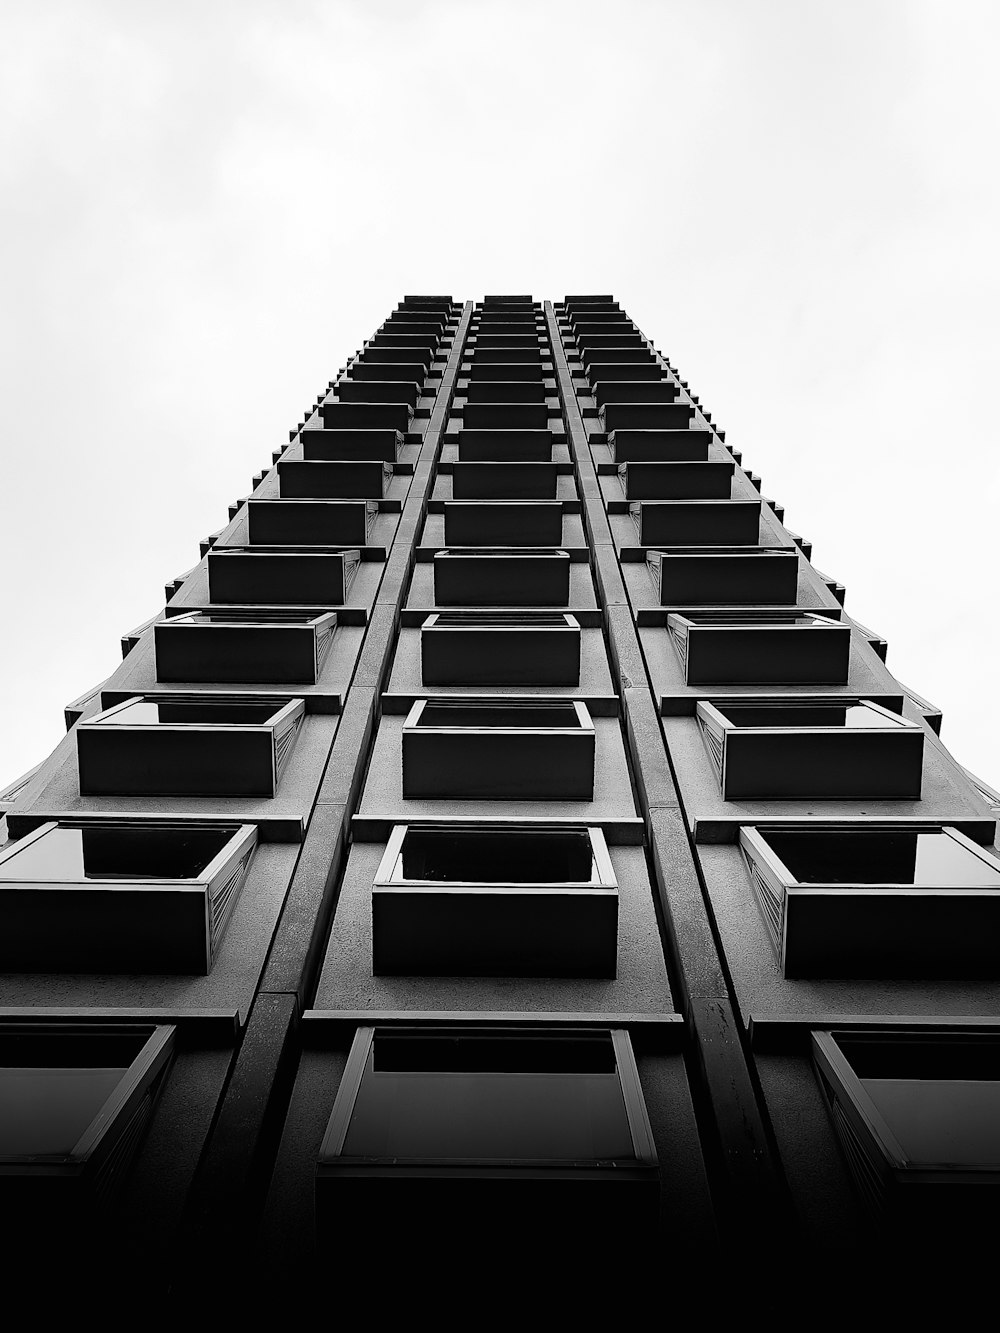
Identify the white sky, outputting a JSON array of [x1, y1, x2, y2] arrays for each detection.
[[1, 0, 998, 787]]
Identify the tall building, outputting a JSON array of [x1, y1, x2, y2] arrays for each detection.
[[2, 295, 997, 1313]]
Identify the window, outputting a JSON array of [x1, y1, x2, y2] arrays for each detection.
[[207, 548, 360, 604], [277, 458, 390, 499], [299, 427, 404, 463], [247, 499, 375, 546], [593, 380, 678, 406], [646, 548, 800, 605], [442, 501, 562, 546], [420, 612, 581, 686], [464, 361, 545, 382], [461, 402, 549, 430], [401, 698, 595, 799], [451, 460, 558, 499], [630, 499, 761, 545], [372, 824, 617, 975], [0, 820, 256, 972], [600, 402, 695, 433], [587, 363, 663, 382], [316, 1026, 657, 1241], [456, 430, 553, 461], [463, 380, 547, 404], [696, 699, 923, 800], [0, 1023, 174, 1199], [813, 1028, 1000, 1228], [742, 824, 1000, 977], [618, 459, 734, 500], [433, 548, 570, 607], [333, 379, 420, 408], [350, 361, 428, 385], [77, 696, 305, 796], [154, 610, 336, 684], [319, 399, 413, 432], [667, 611, 849, 685], [609, 428, 712, 464]]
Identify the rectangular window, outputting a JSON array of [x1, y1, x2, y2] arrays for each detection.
[[77, 695, 305, 796], [696, 699, 923, 800], [247, 499, 376, 546], [420, 612, 581, 686], [618, 460, 734, 500], [317, 1026, 657, 1242], [442, 502, 563, 547], [600, 403, 695, 433], [372, 824, 617, 975], [154, 610, 336, 684], [464, 362, 545, 382], [333, 379, 420, 408], [0, 820, 256, 972], [587, 363, 664, 382], [299, 427, 403, 463], [646, 548, 800, 605], [630, 499, 761, 545], [0, 1023, 174, 1198], [594, 380, 678, 406], [319, 400, 413, 432], [463, 380, 547, 404], [277, 459, 390, 499], [350, 361, 428, 385], [667, 611, 849, 684], [401, 697, 595, 799], [609, 429, 712, 464], [451, 461, 558, 498], [813, 1028, 1000, 1228], [207, 548, 360, 605], [433, 548, 570, 607], [460, 402, 550, 431], [741, 824, 1000, 977], [456, 430, 553, 461]]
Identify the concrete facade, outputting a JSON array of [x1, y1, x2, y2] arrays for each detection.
[[1, 293, 996, 1316]]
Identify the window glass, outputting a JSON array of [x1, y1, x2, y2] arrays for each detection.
[[342, 1033, 634, 1162], [101, 699, 279, 726], [0, 825, 233, 881], [394, 828, 597, 884], [0, 1066, 126, 1157], [416, 702, 580, 729], [761, 829, 1000, 886], [718, 703, 899, 730]]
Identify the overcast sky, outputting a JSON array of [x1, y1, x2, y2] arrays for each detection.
[[1, 0, 998, 788]]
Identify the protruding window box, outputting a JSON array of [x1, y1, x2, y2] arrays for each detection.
[[461, 402, 549, 430], [0, 821, 257, 973], [350, 362, 427, 385], [369, 333, 439, 351], [278, 459, 389, 499], [371, 824, 617, 976], [467, 362, 545, 381], [469, 348, 544, 365], [442, 502, 562, 546], [316, 1027, 657, 1240], [582, 348, 656, 367], [77, 697, 306, 796], [154, 610, 337, 684], [573, 321, 636, 337], [207, 548, 360, 604], [299, 428, 403, 463], [451, 461, 558, 499], [741, 825, 1000, 978], [360, 348, 432, 368], [471, 334, 543, 349], [247, 499, 375, 546], [420, 612, 581, 685], [600, 403, 695, 432], [433, 549, 570, 606], [609, 429, 711, 463], [812, 1029, 1000, 1225], [0, 1023, 174, 1201], [379, 321, 443, 336], [463, 381, 547, 404], [667, 612, 850, 684], [401, 698, 595, 799], [457, 430, 553, 461], [586, 363, 663, 381], [320, 401, 412, 431], [333, 380, 420, 408], [619, 460, 734, 500], [695, 699, 924, 800], [594, 381, 678, 406], [631, 499, 761, 545], [646, 549, 799, 604]]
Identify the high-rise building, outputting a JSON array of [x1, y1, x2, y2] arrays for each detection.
[[1, 295, 997, 1314]]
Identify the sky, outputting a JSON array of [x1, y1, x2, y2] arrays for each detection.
[[1, 0, 999, 787]]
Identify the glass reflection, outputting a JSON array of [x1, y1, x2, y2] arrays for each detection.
[[762, 828, 1000, 886], [718, 703, 901, 730], [342, 1033, 634, 1162], [100, 699, 279, 726], [0, 824, 234, 882], [0, 1067, 126, 1157], [394, 828, 597, 884]]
